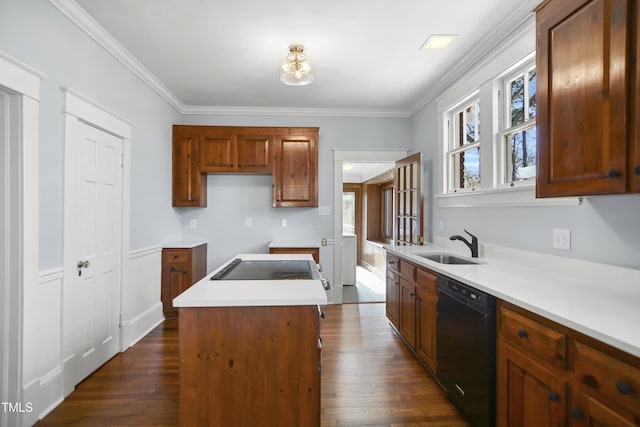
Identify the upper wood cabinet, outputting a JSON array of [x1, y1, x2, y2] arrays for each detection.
[[172, 127, 206, 207], [172, 125, 318, 207], [273, 131, 318, 207], [536, 0, 639, 196], [199, 129, 235, 172]]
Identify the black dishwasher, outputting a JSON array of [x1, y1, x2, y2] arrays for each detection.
[[437, 275, 496, 427]]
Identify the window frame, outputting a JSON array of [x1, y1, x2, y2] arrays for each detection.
[[499, 60, 537, 188], [444, 93, 482, 194]]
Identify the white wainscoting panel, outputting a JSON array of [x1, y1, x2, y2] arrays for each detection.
[[120, 246, 164, 349], [21, 269, 64, 425]]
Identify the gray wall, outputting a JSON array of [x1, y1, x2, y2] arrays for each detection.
[[410, 26, 640, 270], [178, 115, 411, 272], [0, 0, 182, 270]]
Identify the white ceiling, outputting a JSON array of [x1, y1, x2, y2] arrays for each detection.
[[343, 162, 394, 184], [69, 0, 538, 117]]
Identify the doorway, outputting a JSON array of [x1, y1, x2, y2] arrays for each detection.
[[333, 150, 408, 304]]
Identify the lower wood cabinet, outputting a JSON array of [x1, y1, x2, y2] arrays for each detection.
[[399, 278, 417, 348], [268, 246, 320, 264], [161, 243, 207, 317], [385, 269, 400, 328], [179, 305, 321, 426], [385, 252, 438, 374], [497, 339, 566, 426], [497, 300, 640, 427]]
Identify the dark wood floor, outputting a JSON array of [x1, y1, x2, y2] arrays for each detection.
[[37, 303, 467, 427]]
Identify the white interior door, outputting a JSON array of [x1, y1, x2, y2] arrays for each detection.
[[63, 119, 123, 390]]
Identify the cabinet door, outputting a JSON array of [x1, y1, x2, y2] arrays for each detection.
[[633, 6, 640, 193], [385, 270, 400, 328], [399, 278, 416, 348], [497, 341, 565, 427], [536, 0, 630, 197], [237, 133, 272, 173], [415, 287, 437, 373], [172, 130, 206, 207], [273, 134, 318, 207], [569, 387, 638, 426], [161, 262, 190, 316], [200, 131, 236, 172]]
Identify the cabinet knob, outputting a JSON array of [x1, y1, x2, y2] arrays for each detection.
[[583, 375, 598, 389], [634, 166, 640, 175], [616, 380, 632, 395], [320, 311, 326, 319], [570, 408, 584, 419], [607, 169, 620, 178], [517, 329, 528, 338], [548, 391, 560, 402]]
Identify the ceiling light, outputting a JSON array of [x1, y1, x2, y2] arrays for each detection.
[[280, 44, 314, 86], [420, 34, 457, 50]]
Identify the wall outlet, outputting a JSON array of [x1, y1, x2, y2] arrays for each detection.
[[321, 237, 328, 246], [189, 219, 197, 229], [245, 217, 252, 227], [552, 229, 571, 250], [282, 218, 288, 228]]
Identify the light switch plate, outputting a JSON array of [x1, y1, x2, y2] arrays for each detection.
[[245, 218, 252, 227], [318, 206, 331, 216], [189, 219, 197, 229], [552, 229, 571, 250]]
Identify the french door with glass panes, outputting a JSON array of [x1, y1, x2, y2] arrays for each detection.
[[395, 153, 423, 245]]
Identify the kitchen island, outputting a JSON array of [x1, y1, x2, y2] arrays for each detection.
[[173, 254, 327, 427]]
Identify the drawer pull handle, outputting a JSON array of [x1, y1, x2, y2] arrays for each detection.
[[635, 165, 640, 175], [570, 408, 583, 419], [517, 329, 528, 338], [607, 169, 620, 178], [548, 391, 560, 402], [583, 375, 599, 389], [616, 381, 632, 395]]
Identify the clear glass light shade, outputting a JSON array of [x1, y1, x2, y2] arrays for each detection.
[[279, 44, 314, 86]]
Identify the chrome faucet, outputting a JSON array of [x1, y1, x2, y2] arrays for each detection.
[[449, 229, 479, 258]]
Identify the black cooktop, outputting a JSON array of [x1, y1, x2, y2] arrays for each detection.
[[210, 259, 315, 281]]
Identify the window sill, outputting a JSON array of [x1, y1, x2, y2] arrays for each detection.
[[436, 185, 581, 208]]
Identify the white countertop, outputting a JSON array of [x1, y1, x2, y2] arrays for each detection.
[[386, 241, 640, 358], [163, 240, 207, 249], [269, 240, 320, 248], [173, 253, 328, 308]]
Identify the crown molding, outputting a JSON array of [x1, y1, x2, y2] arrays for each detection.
[[180, 105, 412, 118], [48, 0, 185, 113], [408, 0, 539, 117]]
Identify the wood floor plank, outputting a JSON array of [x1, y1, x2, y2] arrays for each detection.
[[37, 303, 467, 426]]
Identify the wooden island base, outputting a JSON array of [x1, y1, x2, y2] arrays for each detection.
[[179, 305, 321, 427]]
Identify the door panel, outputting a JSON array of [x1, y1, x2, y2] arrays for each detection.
[[394, 153, 423, 245], [63, 119, 122, 389]]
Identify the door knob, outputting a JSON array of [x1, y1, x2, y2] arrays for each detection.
[[77, 260, 89, 269]]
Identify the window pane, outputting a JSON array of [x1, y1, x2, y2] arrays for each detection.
[[342, 192, 355, 234], [510, 75, 525, 127], [528, 69, 537, 119], [506, 126, 537, 182], [454, 147, 480, 189]]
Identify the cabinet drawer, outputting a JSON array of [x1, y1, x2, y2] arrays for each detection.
[[499, 305, 566, 369], [163, 249, 190, 264], [572, 340, 640, 415], [398, 259, 416, 281], [416, 268, 437, 298], [387, 254, 400, 273]]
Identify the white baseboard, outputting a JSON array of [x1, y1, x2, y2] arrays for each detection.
[[22, 366, 64, 426], [120, 301, 164, 349]]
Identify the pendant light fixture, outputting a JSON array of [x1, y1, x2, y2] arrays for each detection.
[[279, 44, 314, 86]]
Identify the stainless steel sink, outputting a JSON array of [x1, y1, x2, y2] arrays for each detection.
[[417, 253, 479, 265]]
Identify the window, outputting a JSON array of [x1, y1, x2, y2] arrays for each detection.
[[501, 62, 537, 185], [342, 191, 356, 234], [446, 97, 481, 191]]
